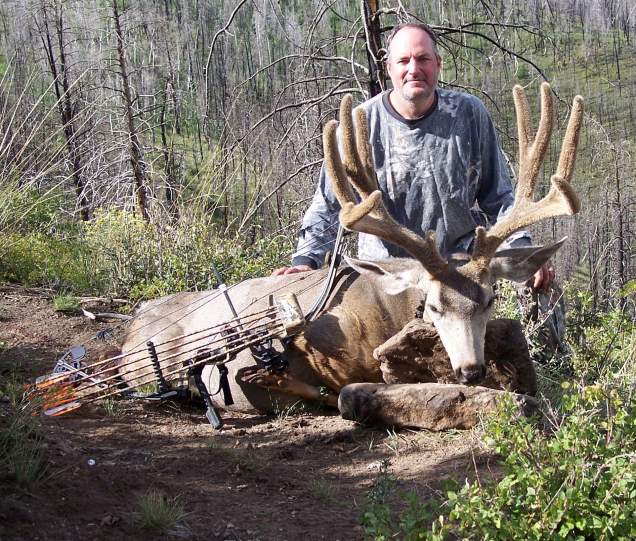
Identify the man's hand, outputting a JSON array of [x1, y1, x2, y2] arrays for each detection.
[[271, 265, 313, 276], [531, 260, 556, 292]]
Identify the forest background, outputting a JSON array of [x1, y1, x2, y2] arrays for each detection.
[[0, 0, 634, 302], [2, 1, 636, 538]]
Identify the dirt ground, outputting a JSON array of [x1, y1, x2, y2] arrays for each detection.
[[0, 287, 491, 541]]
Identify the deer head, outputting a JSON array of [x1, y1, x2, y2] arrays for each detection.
[[323, 84, 584, 384]]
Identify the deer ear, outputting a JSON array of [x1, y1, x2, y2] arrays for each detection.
[[345, 256, 421, 295], [489, 238, 566, 283]]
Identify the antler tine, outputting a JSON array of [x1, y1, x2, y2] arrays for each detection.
[[471, 85, 584, 265], [323, 119, 357, 205], [556, 95, 584, 183], [354, 107, 378, 195], [340, 95, 379, 197], [514, 82, 553, 200], [323, 95, 448, 277]]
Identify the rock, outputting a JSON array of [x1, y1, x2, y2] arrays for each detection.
[[100, 515, 120, 527], [338, 382, 538, 431], [374, 318, 537, 396]]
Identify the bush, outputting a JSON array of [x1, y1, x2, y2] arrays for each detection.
[[0, 208, 294, 299], [0, 377, 47, 487], [362, 386, 636, 540], [0, 186, 65, 235], [82, 209, 293, 299], [0, 232, 97, 291], [52, 294, 80, 313], [135, 489, 187, 532], [566, 289, 636, 382]]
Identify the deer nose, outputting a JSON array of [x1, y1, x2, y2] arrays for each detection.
[[455, 365, 486, 385]]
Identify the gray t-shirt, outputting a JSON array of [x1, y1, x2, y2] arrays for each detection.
[[292, 89, 529, 268]]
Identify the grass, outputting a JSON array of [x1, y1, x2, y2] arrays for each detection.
[[8, 440, 46, 486], [52, 294, 80, 313], [0, 381, 47, 486], [134, 382, 158, 396], [383, 427, 413, 457], [272, 399, 305, 424], [101, 397, 124, 416], [1, 370, 25, 407], [207, 439, 260, 472], [309, 479, 334, 500], [135, 489, 187, 532], [308, 479, 340, 505]]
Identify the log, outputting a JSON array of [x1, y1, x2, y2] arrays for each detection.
[[374, 318, 537, 396], [338, 382, 538, 431]]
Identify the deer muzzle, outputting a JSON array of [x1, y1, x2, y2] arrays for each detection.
[[455, 364, 487, 385]]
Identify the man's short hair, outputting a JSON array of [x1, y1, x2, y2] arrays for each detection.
[[386, 22, 439, 58]]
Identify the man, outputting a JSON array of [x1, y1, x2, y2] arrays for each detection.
[[273, 22, 555, 293]]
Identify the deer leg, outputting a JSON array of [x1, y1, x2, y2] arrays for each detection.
[[237, 367, 339, 407]]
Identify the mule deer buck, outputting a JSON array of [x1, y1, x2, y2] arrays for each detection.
[[113, 83, 583, 420]]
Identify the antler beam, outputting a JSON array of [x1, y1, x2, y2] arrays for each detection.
[[323, 95, 448, 276]]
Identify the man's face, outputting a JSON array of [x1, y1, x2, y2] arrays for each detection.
[[387, 28, 441, 105]]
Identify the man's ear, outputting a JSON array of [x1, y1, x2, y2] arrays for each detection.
[[345, 256, 421, 295], [489, 238, 567, 283]]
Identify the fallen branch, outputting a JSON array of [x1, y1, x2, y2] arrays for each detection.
[[81, 308, 132, 322], [78, 297, 129, 305]]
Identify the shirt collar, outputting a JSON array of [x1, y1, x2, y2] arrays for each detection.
[[382, 90, 439, 126]]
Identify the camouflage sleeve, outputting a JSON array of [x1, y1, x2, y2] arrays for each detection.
[[291, 163, 341, 269]]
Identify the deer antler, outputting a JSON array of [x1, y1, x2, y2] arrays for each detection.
[[323, 95, 448, 276], [470, 82, 584, 267]]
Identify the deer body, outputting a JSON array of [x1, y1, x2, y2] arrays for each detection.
[[120, 261, 425, 412], [119, 245, 558, 413]]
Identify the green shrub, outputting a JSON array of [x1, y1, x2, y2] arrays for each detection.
[[0, 184, 66, 235], [52, 294, 80, 313], [0, 232, 97, 290], [82, 209, 293, 299], [437, 387, 636, 540], [362, 459, 405, 540], [363, 386, 636, 540], [493, 280, 522, 320], [566, 289, 636, 382], [515, 63, 530, 80], [0, 208, 294, 298]]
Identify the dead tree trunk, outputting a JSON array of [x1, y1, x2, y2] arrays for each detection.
[[159, 78, 179, 222], [112, 0, 149, 222], [612, 146, 626, 295], [37, 1, 90, 221], [362, 0, 386, 97]]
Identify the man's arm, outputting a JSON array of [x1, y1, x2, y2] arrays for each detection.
[[272, 163, 341, 276]]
